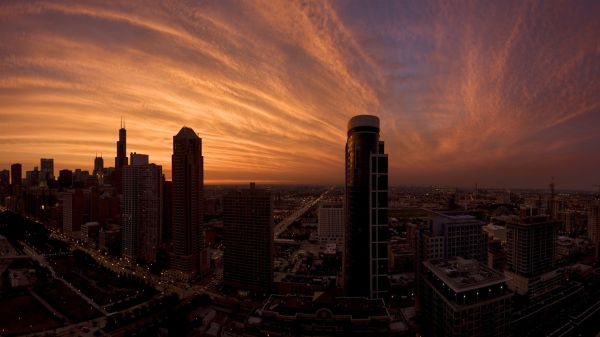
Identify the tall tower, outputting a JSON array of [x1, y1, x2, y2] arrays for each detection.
[[344, 115, 389, 299], [223, 183, 273, 294], [115, 119, 128, 169], [171, 127, 204, 278], [121, 154, 162, 263]]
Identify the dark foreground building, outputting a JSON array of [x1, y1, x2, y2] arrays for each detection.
[[248, 293, 391, 337], [223, 183, 273, 294], [344, 115, 389, 299], [421, 257, 513, 337], [171, 127, 205, 279]]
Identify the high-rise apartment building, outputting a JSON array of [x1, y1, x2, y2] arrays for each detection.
[[223, 183, 273, 294], [318, 202, 344, 245], [421, 257, 512, 337], [171, 127, 205, 278], [344, 115, 389, 299], [504, 216, 562, 297], [121, 154, 162, 263]]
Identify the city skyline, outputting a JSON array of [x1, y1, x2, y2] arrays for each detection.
[[0, 1, 598, 189]]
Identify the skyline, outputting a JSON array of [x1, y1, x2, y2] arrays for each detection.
[[1, 1, 599, 189]]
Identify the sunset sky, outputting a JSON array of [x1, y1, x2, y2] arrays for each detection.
[[0, 0, 598, 188]]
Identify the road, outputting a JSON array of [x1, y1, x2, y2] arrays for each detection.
[[273, 187, 332, 240]]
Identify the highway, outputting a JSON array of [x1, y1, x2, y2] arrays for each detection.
[[273, 187, 332, 240]]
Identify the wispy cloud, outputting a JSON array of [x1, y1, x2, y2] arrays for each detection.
[[0, 0, 598, 188]]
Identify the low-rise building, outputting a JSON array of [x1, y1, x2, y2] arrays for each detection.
[[248, 293, 391, 337]]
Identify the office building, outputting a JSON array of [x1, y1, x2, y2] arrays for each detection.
[[58, 169, 73, 189], [114, 122, 128, 192], [171, 127, 205, 278], [0, 170, 8, 204], [10, 163, 22, 187], [318, 202, 344, 245], [421, 257, 512, 337], [25, 167, 40, 186], [426, 211, 487, 262], [223, 183, 273, 294], [344, 115, 389, 299], [121, 154, 162, 263], [94, 155, 104, 175], [115, 121, 128, 169], [40, 158, 54, 184], [93, 155, 104, 177]]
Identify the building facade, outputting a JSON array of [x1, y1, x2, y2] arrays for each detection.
[[318, 202, 344, 245], [588, 194, 600, 260], [171, 127, 205, 278], [121, 154, 162, 263], [421, 258, 513, 337], [10, 163, 22, 187], [344, 114, 389, 299], [40, 158, 54, 184], [223, 183, 273, 294], [504, 216, 561, 297]]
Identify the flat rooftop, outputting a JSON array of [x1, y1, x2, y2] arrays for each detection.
[[424, 257, 505, 293], [263, 294, 388, 319]]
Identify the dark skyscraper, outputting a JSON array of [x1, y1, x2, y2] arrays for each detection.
[[171, 127, 204, 278], [162, 177, 172, 244], [10, 163, 22, 187], [223, 183, 273, 294], [115, 120, 128, 169], [94, 155, 104, 176], [121, 154, 162, 263], [344, 115, 389, 299], [40, 158, 54, 184], [114, 121, 128, 192], [58, 169, 73, 189]]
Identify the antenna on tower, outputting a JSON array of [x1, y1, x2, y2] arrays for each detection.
[[120, 116, 123, 129]]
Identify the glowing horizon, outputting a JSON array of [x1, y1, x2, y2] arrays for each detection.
[[0, 1, 598, 189]]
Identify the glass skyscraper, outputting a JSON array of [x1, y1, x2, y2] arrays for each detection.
[[344, 115, 389, 299]]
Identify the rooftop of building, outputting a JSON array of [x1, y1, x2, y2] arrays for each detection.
[[347, 114, 380, 132], [175, 126, 200, 139], [423, 257, 506, 293], [427, 210, 480, 222], [263, 293, 389, 319], [507, 215, 559, 226]]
